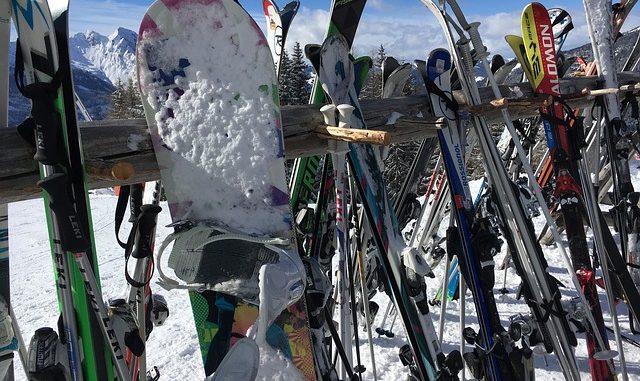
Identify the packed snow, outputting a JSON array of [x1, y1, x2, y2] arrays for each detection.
[[138, 1, 290, 235]]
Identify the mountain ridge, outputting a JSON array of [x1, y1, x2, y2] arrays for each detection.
[[7, 26, 640, 128]]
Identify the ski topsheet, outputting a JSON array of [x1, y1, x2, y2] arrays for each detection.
[[289, 0, 367, 243], [137, 0, 311, 379], [263, 0, 299, 76]]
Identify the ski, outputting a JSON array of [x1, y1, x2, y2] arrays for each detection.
[[289, 0, 367, 256], [263, 0, 300, 76], [425, 47, 529, 381], [584, 0, 640, 340]]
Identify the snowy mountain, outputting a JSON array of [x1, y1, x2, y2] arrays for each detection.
[[7, 28, 138, 127], [69, 27, 138, 85], [7, 25, 640, 128]]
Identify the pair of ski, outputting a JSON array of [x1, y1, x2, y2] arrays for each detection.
[[11, 0, 148, 380], [516, 4, 640, 380], [506, 3, 621, 381]]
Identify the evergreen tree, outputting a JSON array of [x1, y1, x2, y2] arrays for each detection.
[[289, 42, 311, 105], [108, 79, 127, 119], [125, 79, 145, 118], [108, 78, 144, 119], [279, 48, 293, 105], [361, 45, 386, 98], [374, 44, 386, 69]]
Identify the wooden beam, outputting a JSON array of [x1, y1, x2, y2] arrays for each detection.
[[2, 72, 639, 204]]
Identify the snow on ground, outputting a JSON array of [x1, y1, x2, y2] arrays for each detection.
[[6, 159, 640, 380]]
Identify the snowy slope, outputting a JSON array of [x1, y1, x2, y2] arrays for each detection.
[[6, 159, 640, 381]]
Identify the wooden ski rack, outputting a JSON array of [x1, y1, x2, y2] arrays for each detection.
[[1, 72, 639, 204]]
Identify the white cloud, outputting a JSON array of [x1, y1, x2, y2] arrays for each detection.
[[278, 4, 639, 66], [281, 6, 448, 62], [60, 1, 639, 68]]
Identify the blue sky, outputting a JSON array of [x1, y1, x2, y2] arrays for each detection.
[[44, 1, 640, 59]]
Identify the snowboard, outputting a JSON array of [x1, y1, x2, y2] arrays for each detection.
[[136, 0, 315, 378]]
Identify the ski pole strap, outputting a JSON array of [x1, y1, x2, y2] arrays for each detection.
[[129, 184, 144, 222], [423, 75, 459, 116], [124, 204, 162, 288], [114, 185, 131, 249], [14, 39, 65, 166]]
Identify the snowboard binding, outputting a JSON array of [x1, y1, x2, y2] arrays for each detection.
[[156, 221, 305, 306]]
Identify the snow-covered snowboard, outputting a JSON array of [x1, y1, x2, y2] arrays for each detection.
[[136, 0, 313, 378]]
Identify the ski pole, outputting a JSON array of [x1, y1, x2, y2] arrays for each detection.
[[40, 173, 135, 381], [125, 202, 162, 381], [26, 82, 84, 381], [349, 175, 377, 381]]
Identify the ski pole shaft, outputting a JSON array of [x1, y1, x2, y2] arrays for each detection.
[[438, 252, 452, 342], [349, 174, 377, 381], [377, 301, 393, 334], [126, 204, 161, 381]]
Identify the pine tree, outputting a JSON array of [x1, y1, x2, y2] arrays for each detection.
[[289, 42, 311, 105], [125, 79, 145, 118], [279, 48, 293, 105], [108, 79, 127, 119], [361, 45, 386, 99], [374, 44, 386, 70], [108, 78, 144, 119]]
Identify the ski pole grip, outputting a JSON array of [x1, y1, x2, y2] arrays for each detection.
[[25, 83, 60, 165], [467, 22, 488, 60], [131, 204, 162, 259], [38, 173, 89, 253], [129, 184, 144, 222]]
